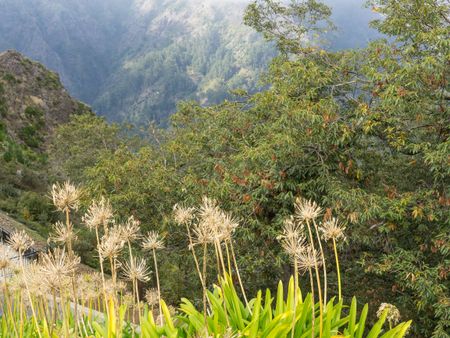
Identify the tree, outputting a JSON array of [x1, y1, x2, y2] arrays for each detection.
[[244, 0, 334, 54], [48, 113, 125, 182], [48, 1, 449, 336]]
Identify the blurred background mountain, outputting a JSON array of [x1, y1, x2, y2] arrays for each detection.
[[0, 0, 380, 124]]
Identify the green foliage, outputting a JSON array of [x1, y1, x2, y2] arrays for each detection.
[[57, 1, 447, 336], [24, 106, 44, 119], [94, 19, 276, 124], [17, 191, 53, 223], [0, 1, 444, 337], [0, 274, 411, 337], [18, 124, 43, 148], [0, 121, 6, 142], [37, 71, 61, 89], [244, 0, 334, 54], [136, 275, 411, 337], [48, 113, 126, 182], [0, 97, 7, 117], [3, 73, 18, 84]]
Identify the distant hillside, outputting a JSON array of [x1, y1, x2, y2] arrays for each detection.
[[0, 50, 89, 228], [94, 0, 276, 124], [0, 50, 90, 148], [0, 0, 380, 124]]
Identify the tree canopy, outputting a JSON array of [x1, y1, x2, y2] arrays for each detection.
[[41, 1, 450, 336]]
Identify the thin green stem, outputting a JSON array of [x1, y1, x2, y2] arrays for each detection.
[[332, 239, 342, 301], [305, 219, 323, 338], [202, 243, 208, 329], [229, 239, 250, 312], [185, 223, 205, 288], [95, 227, 109, 318], [313, 219, 327, 306], [224, 241, 232, 278], [308, 267, 315, 338], [19, 252, 43, 338], [291, 257, 298, 338], [152, 249, 163, 325]]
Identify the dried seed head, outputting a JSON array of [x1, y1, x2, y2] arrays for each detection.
[[319, 217, 346, 242], [377, 303, 401, 325], [192, 221, 215, 245], [194, 330, 214, 338], [49, 221, 78, 245], [103, 278, 126, 297], [278, 216, 307, 259], [104, 279, 117, 296], [198, 196, 236, 242], [122, 256, 151, 282], [223, 328, 239, 338], [198, 196, 222, 239], [116, 280, 127, 292], [142, 231, 165, 251], [27, 262, 51, 296], [167, 305, 177, 316], [297, 246, 322, 273], [8, 271, 27, 293], [294, 198, 322, 222], [121, 216, 141, 242], [40, 248, 80, 283], [8, 230, 34, 253], [173, 203, 195, 225], [51, 181, 82, 212], [156, 304, 177, 323], [145, 288, 159, 306], [98, 226, 125, 258], [220, 211, 239, 240], [83, 197, 114, 231]]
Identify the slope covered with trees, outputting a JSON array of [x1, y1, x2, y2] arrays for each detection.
[[44, 1, 449, 336], [0, 0, 379, 124], [0, 1, 448, 337]]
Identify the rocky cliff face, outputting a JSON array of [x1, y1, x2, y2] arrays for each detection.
[[0, 50, 89, 149]]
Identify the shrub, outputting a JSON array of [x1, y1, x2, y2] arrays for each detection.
[[17, 191, 52, 222], [24, 106, 44, 119], [3, 73, 18, 84], [18, 124, 43, 148]]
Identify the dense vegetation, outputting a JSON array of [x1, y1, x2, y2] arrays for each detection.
[[0, 0, 448, 337], [1, 187, 411, 337]]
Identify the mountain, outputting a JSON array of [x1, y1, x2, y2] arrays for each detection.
[[0, 50, 89, 150], [0, 0, 130, 104], [0, 50, 89, 236], [0, 0, 380, 124], [94, 0, 276, 123]]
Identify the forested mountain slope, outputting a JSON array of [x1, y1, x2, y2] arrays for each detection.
[[0, 0, 379, 124]]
